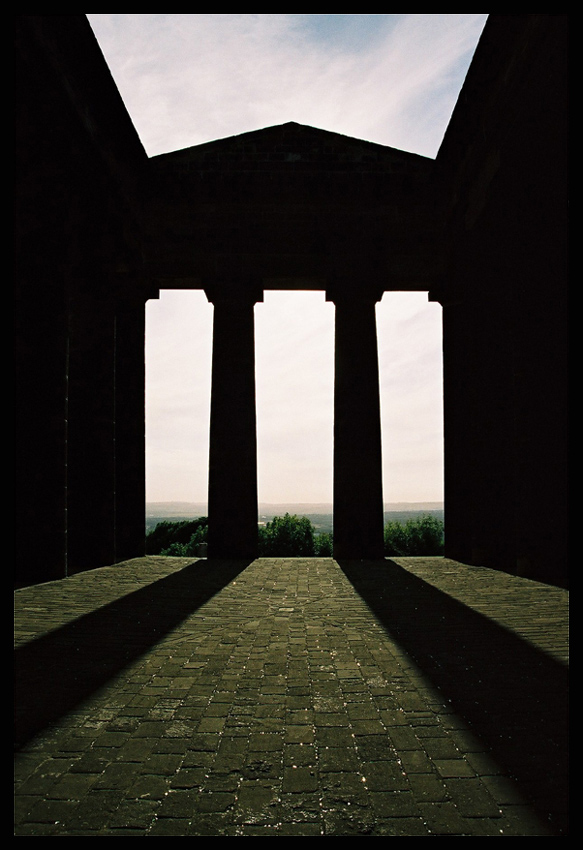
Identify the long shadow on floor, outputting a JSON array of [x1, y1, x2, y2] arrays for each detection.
[[14, 559, 251, 751], [338, 559, 568, 836]]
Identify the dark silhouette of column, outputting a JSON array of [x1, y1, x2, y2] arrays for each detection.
[[66, 293, 117, 572], [114, 297, 147, 562], [329, 291, 385, 559], [14, 283, 68, 584], [206, 289, 262, 559]]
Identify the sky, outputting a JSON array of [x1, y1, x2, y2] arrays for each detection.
[[87, 14, 488, 506]]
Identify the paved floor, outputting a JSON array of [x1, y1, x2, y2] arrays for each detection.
[[14, 556, 568, 836]]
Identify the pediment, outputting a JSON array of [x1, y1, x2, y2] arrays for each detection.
[[143, 122, 441, 290], [151, 121, 431, 177]]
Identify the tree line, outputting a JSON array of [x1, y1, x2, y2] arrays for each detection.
[[146, 513, 444, 557]]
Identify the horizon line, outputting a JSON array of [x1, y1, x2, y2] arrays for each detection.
[[147, 499, 444, 509]]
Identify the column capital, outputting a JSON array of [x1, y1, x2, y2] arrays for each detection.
[[204, 278, 263, 307], [325, 284, 384, 306]]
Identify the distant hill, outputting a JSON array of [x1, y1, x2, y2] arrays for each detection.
[[147, 501, 443, 516], [147, 502, 208, 518], [146, 501, 443, 534]]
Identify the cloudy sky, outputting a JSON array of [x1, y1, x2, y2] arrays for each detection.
[[87, 14, 488, 506]]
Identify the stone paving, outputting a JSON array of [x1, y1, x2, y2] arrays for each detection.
[[14, 556, 569, 836]]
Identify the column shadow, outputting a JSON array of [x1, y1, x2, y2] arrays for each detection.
[[14, 559, 252, 751], [337, 558, 568, 836]]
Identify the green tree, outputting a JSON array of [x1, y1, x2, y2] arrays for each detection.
[[160, 524, 208, 556], [146, 518, 208, 555], [384, 514, 444, 556], [258, 513, 317, 556], [314, 532, 333, 556]]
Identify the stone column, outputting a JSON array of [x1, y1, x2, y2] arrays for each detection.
[[329, 291, 385, 559], [114, 297, 147, 562], [15, 285, 69, 583], [206, 289, 262, 559], [66, 293, 117, 572]]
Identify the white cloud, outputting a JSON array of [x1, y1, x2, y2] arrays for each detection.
[[88, 13, 487, 156]]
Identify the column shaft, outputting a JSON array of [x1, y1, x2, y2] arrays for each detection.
[[332, 295, 384, 559], [114, 300, 147, 562], [207, 296, 259, 558], [66, 295, 117, 572]]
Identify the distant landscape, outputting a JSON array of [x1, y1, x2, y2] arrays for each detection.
[[146, 501, 444, 534]]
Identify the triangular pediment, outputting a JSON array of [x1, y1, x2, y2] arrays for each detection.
[[144, 121, 440, 291], [152, 121, 431, 175]]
